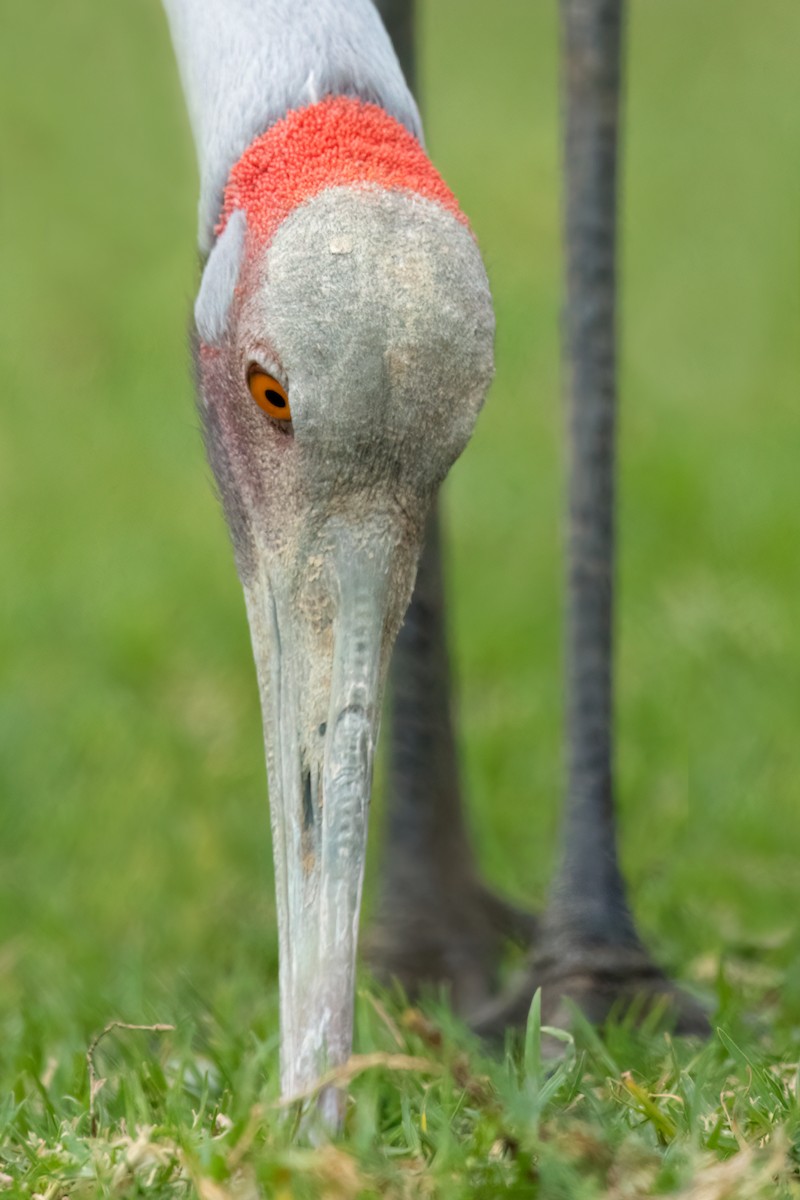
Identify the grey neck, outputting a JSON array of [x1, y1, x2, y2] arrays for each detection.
[[162, 0, 423, 252]]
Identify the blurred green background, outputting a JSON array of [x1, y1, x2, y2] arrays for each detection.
[[1, 0, 799, 1040]]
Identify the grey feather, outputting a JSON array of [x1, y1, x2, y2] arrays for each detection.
[[194, 209, 247, 347], [162, 0, 423, 252]]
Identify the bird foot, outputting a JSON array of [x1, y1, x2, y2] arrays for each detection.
[[365, 881, 538, 1016], [469, 941, 710, 1046]]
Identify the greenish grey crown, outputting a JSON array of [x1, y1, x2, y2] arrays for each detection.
[[249, 186, 493, 494]]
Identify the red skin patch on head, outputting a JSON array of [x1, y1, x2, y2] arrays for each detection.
[[218, 96, 468, 246]]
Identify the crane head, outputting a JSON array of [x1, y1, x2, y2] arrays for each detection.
[[193, 99, 494, 1127]]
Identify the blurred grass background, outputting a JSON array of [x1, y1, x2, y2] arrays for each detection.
[[1, 0, 799, 1049]]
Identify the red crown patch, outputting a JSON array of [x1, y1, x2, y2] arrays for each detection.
[[218, 95, 469, 246]]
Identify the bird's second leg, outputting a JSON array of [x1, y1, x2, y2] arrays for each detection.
[[366, 504, 537, 1015], [471, 0, 707, 1045], [470, 833, 710, 1042]]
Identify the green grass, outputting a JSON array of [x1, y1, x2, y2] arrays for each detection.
[[4, 986, 800, 1197], [1, 0, 799, 1194]]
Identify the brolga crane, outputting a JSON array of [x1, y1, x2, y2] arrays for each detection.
[[161, 0, 705, 1129]]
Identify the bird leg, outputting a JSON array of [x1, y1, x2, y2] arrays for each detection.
[[366, 0, 534, 1013], [367, 503, 537, 1015], [472, 0, 707, 1043]]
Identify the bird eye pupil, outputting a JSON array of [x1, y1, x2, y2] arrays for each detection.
[[265, 390, 286, 408]]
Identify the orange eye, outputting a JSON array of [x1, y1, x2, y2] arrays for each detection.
[[247, 369, 291, 421]]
